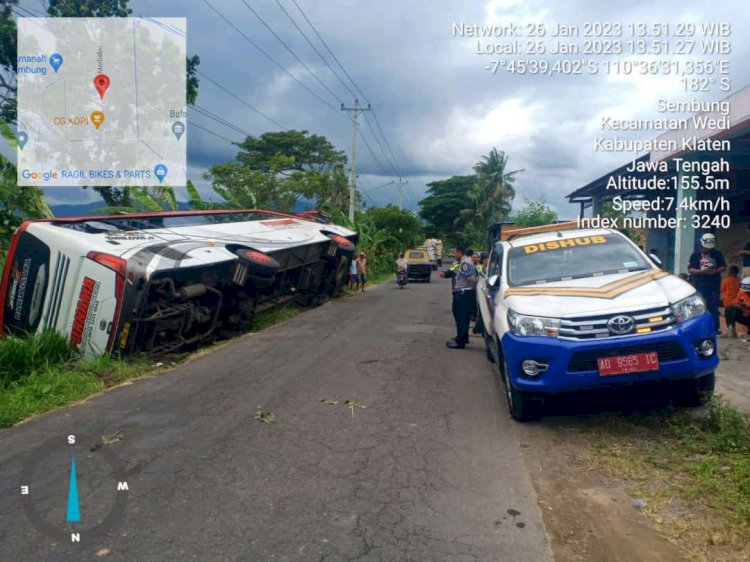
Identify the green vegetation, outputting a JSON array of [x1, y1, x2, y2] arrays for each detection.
[[0, 331, 70, 386], [0, 122, 52, 260], [588, 399, 750, 558], [0, 304, 312, 427], [326, 205, 423, 277], [0, 0, 200, 222], [511, 198, 558, 227], [419, 148, 521, 247], [204, 129, 350, 212], [0, 331, 154, 426]]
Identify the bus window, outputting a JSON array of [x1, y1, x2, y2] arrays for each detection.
[[2, 231, 51, 335]]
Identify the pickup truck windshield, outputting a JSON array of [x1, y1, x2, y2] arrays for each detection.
[[507, 234, 651, 286]]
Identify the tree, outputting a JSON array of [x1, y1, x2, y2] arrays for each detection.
[[186, 54, 200, 106], [512, 198, 558, 227], [0, 1, 17, 125], [471, 148, 521, 227], [47, 0, 131, 16], [234, 130, 346, 174], [418, 149, 522, 247], [206, 130, 349, 213], [0, 0, 202, 208], [418, 175, 475, 241], [0, 121, 51, 258], [365, 205, 423, 251], [205, 155, 297, 211]]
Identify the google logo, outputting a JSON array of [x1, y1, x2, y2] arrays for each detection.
[[21, 169, 59, 182]]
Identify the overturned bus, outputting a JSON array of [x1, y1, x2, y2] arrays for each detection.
[[0, 209, 357, 357]]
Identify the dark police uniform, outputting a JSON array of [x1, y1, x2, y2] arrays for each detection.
[[444, 255, 478, 347]]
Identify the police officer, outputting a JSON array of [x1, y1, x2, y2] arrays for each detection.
[[688, 232, 727, 333], [440, 244, 478, 349]]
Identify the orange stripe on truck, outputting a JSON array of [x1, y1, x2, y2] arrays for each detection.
[[504, 270, 669, 299]]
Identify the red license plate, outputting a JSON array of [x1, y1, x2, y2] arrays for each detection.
[[597, 352, 659, 376]]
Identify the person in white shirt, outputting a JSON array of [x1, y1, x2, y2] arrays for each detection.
[[349, 257, 358, 288], [395, 253, 409, 273]]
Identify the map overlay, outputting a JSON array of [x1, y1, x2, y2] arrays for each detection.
[[17, 18, 187, 187]]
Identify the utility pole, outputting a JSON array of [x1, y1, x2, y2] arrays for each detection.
[[341, 99, 371, 221], [397, 177, 408, 210]]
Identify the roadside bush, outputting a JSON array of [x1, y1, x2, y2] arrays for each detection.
[[0, 368, 102, 427], [0, 331, 70, 386], [700, 397, 750, 453]]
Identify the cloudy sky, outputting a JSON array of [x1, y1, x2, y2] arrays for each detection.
[[14, 0, 750, 216]]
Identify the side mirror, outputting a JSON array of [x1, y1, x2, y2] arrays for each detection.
[[488, 274, 500, 288], [648, 253, 662, 267]]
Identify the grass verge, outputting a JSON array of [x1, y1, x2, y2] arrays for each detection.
[[585, 398, 750, 561], [0, 305, 306, 428]]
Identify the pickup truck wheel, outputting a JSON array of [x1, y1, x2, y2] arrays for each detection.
[[674, 373, 715, 407], [482, 329, 495, 363], [501, 359, 541, 422]]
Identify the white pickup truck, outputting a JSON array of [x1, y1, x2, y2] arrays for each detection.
[[1, 209, 357, 357], [477, 222, 718, 421]]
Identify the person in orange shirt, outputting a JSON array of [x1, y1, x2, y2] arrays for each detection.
[[721, 265, 741, 306], [725, 276, 750, 339]]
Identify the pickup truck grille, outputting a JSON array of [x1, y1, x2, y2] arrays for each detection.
[[559, 306, 676, 340], [568, 341, 687, 372]]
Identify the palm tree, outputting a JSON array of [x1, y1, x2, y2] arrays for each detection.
[[472, 148, 522, 225]]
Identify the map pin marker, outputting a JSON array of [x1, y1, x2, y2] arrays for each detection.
[[49, 53, 63, 73], [90, 111, 105, 130], [94, 74, 110, 100], [171, 121, 184, 141], [154, 164, 168, 183], [17, 131, 29, 150]]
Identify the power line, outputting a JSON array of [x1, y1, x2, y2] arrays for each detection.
[[190, 120, 237, 144], [354, 121, 391, 179], [193, 104, 254, 137], [371, 109, 404, 176], [202, 0, 337, 112], [195, 70, 287, 129], [363, 112, 399, 177], [274, 0, 357, 100], [240, 0, 344, 105], [290, 0, 406, 183], [291, 0, 369, 103], [364, 180, 395, 193], [11, 5, 44, 17]]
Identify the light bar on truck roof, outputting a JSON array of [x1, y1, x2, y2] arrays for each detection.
[[501, 220, 580, 241]]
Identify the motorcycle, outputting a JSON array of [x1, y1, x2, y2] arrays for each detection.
[[396, 270, 408, 289]]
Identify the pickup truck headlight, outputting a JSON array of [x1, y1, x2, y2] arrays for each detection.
[[671, 293, 706, 323], [508, 309, 561, 337]]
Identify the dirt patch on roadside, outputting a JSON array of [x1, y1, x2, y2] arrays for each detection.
[[517, 422, 687, 562]]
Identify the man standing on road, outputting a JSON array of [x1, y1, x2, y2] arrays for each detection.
[[737, 224, 750, 279], [356, 252, 368, 292], [688, 233, 727, 333], [440, 244, 477, 349]]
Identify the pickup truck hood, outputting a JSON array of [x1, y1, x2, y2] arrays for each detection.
[[503, 270, 696, 317]]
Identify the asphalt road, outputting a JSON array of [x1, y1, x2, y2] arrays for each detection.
[[0, 276, 552, 561]]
